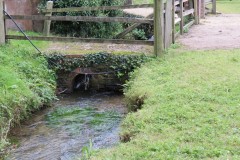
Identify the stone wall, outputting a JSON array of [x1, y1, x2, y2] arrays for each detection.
[[5, 0, 43, 32]]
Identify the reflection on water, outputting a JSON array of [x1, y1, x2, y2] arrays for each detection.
[[7, 92, 126, 160]]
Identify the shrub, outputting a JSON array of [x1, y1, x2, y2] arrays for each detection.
[[123, 13, 153, 40], [39, 0, 125, 38]]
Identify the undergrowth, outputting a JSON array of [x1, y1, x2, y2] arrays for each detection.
[[0, 40, 56, 152], [91, 49, 240, 159]]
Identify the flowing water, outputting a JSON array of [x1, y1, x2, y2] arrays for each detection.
[[7, 92, 126, 160]]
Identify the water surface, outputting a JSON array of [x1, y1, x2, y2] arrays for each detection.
[[8, 92, 126, 160]]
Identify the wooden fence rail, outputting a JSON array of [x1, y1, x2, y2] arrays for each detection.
[[42, 4, 154, 13], [0, 0, 216, 56], [5, 15, 154, 24]]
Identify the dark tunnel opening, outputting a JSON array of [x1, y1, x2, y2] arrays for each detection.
[[72, 74, 91, 91]]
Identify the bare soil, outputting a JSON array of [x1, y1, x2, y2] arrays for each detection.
[[178, 14, 240, 50]]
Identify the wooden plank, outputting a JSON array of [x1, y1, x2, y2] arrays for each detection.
[[0, 0, 5, 45], [41, 4, 154, 13], [3, 0, 6, 40], [164, 0, 173, 48], [183, 9, 194, 17], [6, 35, 154, 46], [115, 13, 153, 39], [212, 0, 216, 14], [172, 0, 176, 43], [189, 0, 194, 9], [179, 0, 184, 35], [194, 0, 199, 24], [5, 15, 153, 24], [154, 0, 164, 57], [43, 1, 53, 36]]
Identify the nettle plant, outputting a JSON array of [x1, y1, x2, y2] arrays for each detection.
[[38, 0, 125, 38], [46, 52, 149, 78]]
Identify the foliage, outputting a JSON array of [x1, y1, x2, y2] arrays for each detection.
[[123, 13, 153, 40], [132, 29, 148, 40], [91, 48, 240, 159], [38, 0, 125, 38], [46, 52, 150, 78], [0, 41, 56, 152]]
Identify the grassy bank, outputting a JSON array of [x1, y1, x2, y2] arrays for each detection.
[[0, 38, 56, 150], [92, 49, 240, 159]]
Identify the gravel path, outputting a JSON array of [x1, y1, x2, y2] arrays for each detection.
[[178, 14, 240, 50]]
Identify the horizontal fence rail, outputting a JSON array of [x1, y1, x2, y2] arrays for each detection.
[[6, 35, 154, 45], [5, 15, 153, 24], [42, 4, 154, 13]]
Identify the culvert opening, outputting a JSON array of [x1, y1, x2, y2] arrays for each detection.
[[73, 74, 92, 91], [72, 72, 124, 93]]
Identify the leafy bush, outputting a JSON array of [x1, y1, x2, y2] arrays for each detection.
[[39, 0, 125, 38], [46, 52, 150, 78], [123, 13, 153, 40], [132, 29, 148, 40]]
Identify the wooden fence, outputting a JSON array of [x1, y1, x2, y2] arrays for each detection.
[[205, 0, 216, 15], [0, 0, 215, 56]]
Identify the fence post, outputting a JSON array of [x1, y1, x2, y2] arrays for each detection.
[[194, 0, 199, 24], [154, 0, 164, 57], [172, 0, 175, 43], [164, 0, 173, 48], [0, 0, 5, 45], [43, 1, 53, 36], [212, 0, 216, 14], [179, 0, 184, 35]]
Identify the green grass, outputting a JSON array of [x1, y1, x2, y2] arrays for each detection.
[[91, 48, 240, 159], [7, 30, 49, 51], [133, 0, 240, 14], [132, 0, 153, 4], [0, 36, 56, 151], [217, 0, 240, 14]]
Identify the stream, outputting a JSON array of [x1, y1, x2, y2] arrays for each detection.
[[7, 91, 126, 160]]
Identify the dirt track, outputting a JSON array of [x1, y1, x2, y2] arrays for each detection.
[[178, 14, 240, 50]]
